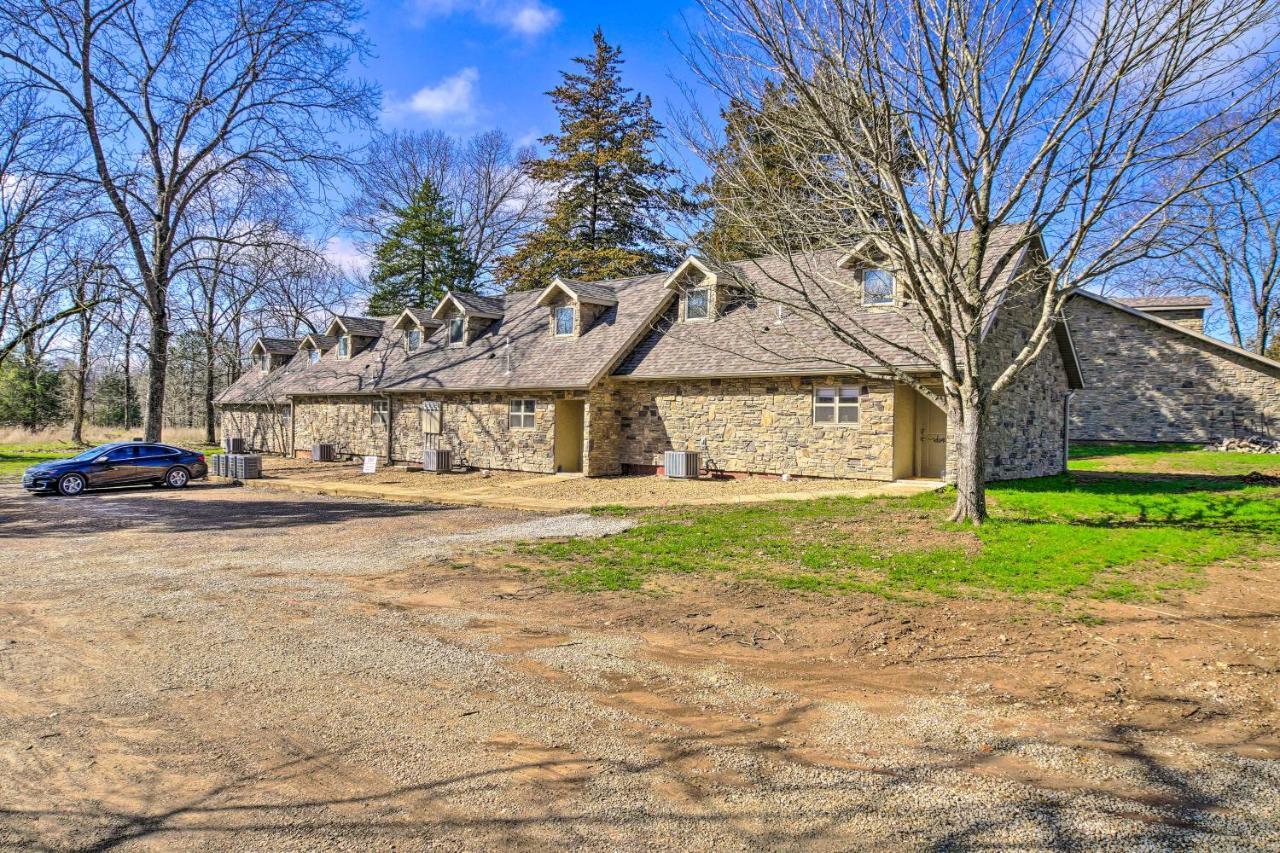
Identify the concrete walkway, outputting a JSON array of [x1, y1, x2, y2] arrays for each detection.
[[239, 473, 945, 512]]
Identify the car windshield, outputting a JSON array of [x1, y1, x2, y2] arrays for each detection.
[[68, 443, 121, 462]]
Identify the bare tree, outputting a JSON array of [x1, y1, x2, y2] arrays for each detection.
[[1153, 142, 1280, 353], [0, 85, 96, 364], [67, 251, 118, 444], [688, 0, 1280, 522], [347, 129, 538, 289], [0, 0, 376, 440]]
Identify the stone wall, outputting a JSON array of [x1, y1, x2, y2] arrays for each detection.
[[980, 294, 1070, 481], [1066, 296, 1280, 442], [292, 396, 388, 459], [218, 404, 292, 454], [387, 391, 558, 472], [611, 376, 898, 480]]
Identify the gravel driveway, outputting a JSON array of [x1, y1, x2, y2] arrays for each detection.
[[0, 483, 1276, 851]]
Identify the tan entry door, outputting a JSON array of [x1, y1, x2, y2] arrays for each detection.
[[554, 400, 584, 473], [916, 397, 947, 478]]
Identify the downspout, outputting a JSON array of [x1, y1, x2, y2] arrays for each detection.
[[1063, 390, 1076, 473]]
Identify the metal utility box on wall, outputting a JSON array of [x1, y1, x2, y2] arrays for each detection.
[[663, 450, 701, 479]]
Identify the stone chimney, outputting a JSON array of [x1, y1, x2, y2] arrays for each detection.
[[1113, 296, 1210, 335]]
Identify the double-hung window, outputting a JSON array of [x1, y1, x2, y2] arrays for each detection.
[[371, 400, 389, 429], [406, 328, 422, 352], [813, 386, 861, 425], [308, 348, 320, 365], [508, 399, 535, 429], [862, 268, 895, 306], [686, 287, 709, 320], [553, 305, 574, 336], [337, 336, 350, 358], [449, 317, 465, 345], [259, 354, 272, 373]]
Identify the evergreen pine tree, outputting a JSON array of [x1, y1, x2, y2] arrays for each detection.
[[368, 177, 475, 314], [497, 29, 693, 291]]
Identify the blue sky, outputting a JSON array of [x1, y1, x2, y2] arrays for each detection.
[[363, 0, 709, 154]]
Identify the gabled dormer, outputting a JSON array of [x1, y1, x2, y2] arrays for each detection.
[[249, 337, 300, 373], [391, 308, 443, 354], [430, 291, 503, 347], [535, 277, 618, 339], [838, 236, 901, 309], [664, 255, 740, 322], [324, 316, 384, 360], [298, 333, 337, 366]]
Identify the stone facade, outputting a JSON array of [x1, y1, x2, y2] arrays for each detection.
[[219, 404, 292, 454], [292, 396, 389, 459], [981, 298, 1071, 481], [610, 376, 899, 480], [1066, 296, 1280, 442]]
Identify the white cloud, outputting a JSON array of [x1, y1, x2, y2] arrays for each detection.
[[386, 67, 480, 124], [407, 0, 561, 38], [323, 236, 370, 276]]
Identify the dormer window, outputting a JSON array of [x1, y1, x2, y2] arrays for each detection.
[[553, 305, 574, 336], [308, 348, 320, 365], [337, 336, 350, 358], [448, 317, 465, 345], [862, 268, 895, 306], [259, 354, 271, 373], [406, 328, 422, 352], [686, 287, 709, 320]]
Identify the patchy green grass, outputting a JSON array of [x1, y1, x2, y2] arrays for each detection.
[[1070, 441, 1280, 476], [0, 438, 221, 483], [522, 468, 1279, 602]]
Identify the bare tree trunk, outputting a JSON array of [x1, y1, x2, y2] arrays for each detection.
[[70, 307, 90, 445], [948, 392, 987, 525], [144, 293, 169, 441], [122, 327, 133, 431]]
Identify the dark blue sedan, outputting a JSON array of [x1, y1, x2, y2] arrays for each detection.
[[22, 441, 209, 496]]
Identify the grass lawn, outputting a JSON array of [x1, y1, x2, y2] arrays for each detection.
[[520, 445, 1280, 602], [0, 437, 221, 483], [1069, 440, 1280, 476]]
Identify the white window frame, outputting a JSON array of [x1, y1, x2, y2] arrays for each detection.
[[813, 386, 861, 426], [861, 268, 895, 306], [308, 348, 320, 365], [259, 354, 272, 373], [371, 399, 389, 429], [508, 398, 536, 429], [448, 316, 465, 345], [553, 304, 575, 336], [337, 335, 351, 359], [405, 328, 422, 353], [685, 287, 710, 320], [281, 403, 292, 422]]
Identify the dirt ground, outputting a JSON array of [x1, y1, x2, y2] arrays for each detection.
[[1, 483, 1277, 850]]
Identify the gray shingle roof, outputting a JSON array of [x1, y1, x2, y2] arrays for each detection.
[[401, 307, 442, 327], [450, 292, 505, 316], [1115, 295, 1211, 310], [333, 315, 386, 337], [301, 334, 338, 351], [555, 279, 619, 305], [617, 225, 1033, 379], [254, 337, 301, 356]]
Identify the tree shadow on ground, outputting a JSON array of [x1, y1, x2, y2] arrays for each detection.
[[0, 710, 1248, 852]]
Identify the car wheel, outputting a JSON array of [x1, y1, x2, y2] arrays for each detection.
[[56, 473, 87, 497], [164, 466, 190, 488]]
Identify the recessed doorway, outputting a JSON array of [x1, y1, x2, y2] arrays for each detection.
[[554, 399, 585, 473]]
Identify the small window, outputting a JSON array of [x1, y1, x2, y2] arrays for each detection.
[[508, 399, 535, 429], [337, 336, 350, 358], [259, 354, 272, 373], [406, 328, 422, 352], [862, 269, 895, 306], [449, 317, 465, 345], [814, 386, 861, 425], [686, 287, 709, 320], [281, 404, 292, 422], [371, 400, 389, 428], [553, 305, 574, 336], [308, 348, 320, 365]]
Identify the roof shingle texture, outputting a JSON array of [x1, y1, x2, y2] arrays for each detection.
[[1115, 295, 1211, 309], [256, 337, 301, 356]]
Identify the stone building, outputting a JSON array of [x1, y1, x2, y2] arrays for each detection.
[[1065, 293, 1280, 443], [216, 226, 1088, 483]]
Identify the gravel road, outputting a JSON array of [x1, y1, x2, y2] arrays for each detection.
[[0, 483, 1276, 851]]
